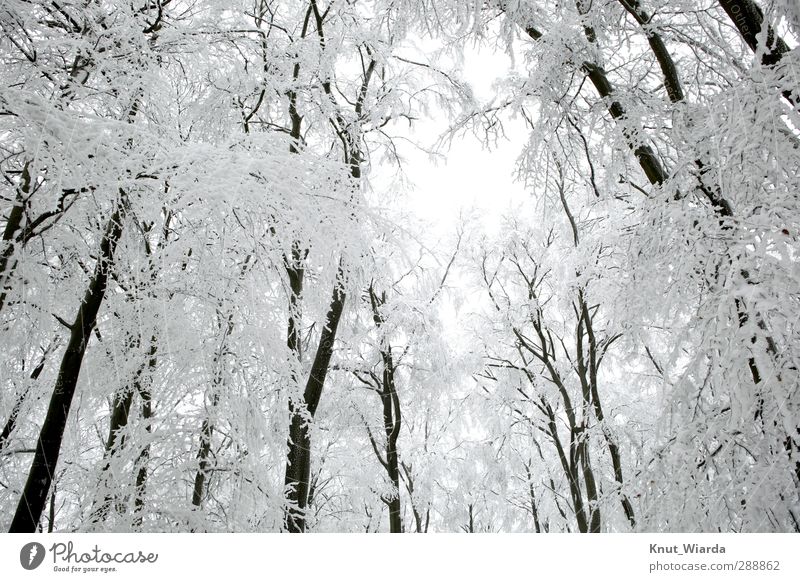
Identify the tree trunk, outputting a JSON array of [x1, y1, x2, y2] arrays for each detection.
[[401, 462, 427, 533], [283, 268, 346, 532], [87, 381, 136, 525], [370, 287, 403, 533], [381, 353, 402, 533], [132, 380, 152, 529], [191, 398, 218, 509], [523, 462, 543, 533], [0, 162, 31, 313], [717, 0, 792, 72], [8, 199, 125, 533], [191, 309, 236, 514], [616, 0, 683, 101], [0, 340, 54, 453], [281, 10, 368, 528]]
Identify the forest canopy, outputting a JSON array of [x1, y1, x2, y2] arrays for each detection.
[[1, 0, 798, 533]]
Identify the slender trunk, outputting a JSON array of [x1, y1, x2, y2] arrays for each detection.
[[87, 383, 135, 525], [191, 311, 235, 513], [0, 340, 54, 453], [283, 407, 311, 532], [89, 211, 165, 526], [283, 267, 346, 532], [132, 381, 152, 529], [544, 400, 588, 533], [191, 394, 218, 509], [523, 462, 542, 533], [105, 388, 135, 453], [401, 462, 426, 533], [0, 395, 25, 455], [286, 243, 305, 362], [8, 199, 125, 533], [0, 162, 32, 313], [370, 286, 403, 533], [89, 333, 158, 526], [574, 309, 601, 532], [567, 425, 590, 533], [717, 0, 794, 105], [282, 50, 310, 530], [281, 5, 370, 531], [616, 0, 683, 101], [283, 244, 305, 527], [577, 430, 601, 532], [615, 0, 797, 491], [465, 503, 475, 533], [0, 204, 24, 299], [587, 319, 636, 526], [381, 355, 402, 533]]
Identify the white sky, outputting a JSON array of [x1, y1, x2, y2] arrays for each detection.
[[374, 45, 531, 237]]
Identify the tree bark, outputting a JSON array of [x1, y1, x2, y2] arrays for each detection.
[[616, 0, 683, 101], [87, 381, 135, 525], [0, 340, 54, 453], [283, 270, 346, 532], [8, 198, 125, 533], [718, 0, 792, 67], [191, 305, 237, 514], [191, 396, 218, 509], [401, 462, 428, 533], [282, 4, 369, 531], [0, 162, 32, 313], [370, 287, 403, 533], [381, 363, 402, 533], [577, 295, 636, 528], [132, 380, 152, 529]]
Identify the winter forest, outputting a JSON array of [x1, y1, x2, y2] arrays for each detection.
[[0, 0, 799, 534]]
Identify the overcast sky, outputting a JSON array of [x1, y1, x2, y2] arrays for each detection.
[[372, 44, 531, 237]]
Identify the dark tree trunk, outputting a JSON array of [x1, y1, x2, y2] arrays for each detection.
[[283, 407, 312, 533], [0, 341, 53, 453], [282, 243, 306, 530], [718, 0, 792, 66], [380, 352, 402, 533], [284, 272, 346, 532], [523, 463, 542, 533], [370, 287, 403, 533], [548, 402, 589, 533], [132, 381, 152, 529], [616, 0, 683, 101], [0, 162, 31, 313], [0, 395, 25, 454], [191, 397, 218, 509], [577, 432, 601, 533], [281, 52, 310, 531], [191, 310, 236, 513], [47, 483, 56, 533], [87, 381, 136, 525], [577, 295, 636, 528], [401, 462, 427, 533], [286, 243, 305, 362], [89, 213, 165, 526], [8, 199, 125, 533], [281, 7, 369, 529], [464, 504, 475, 533]]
